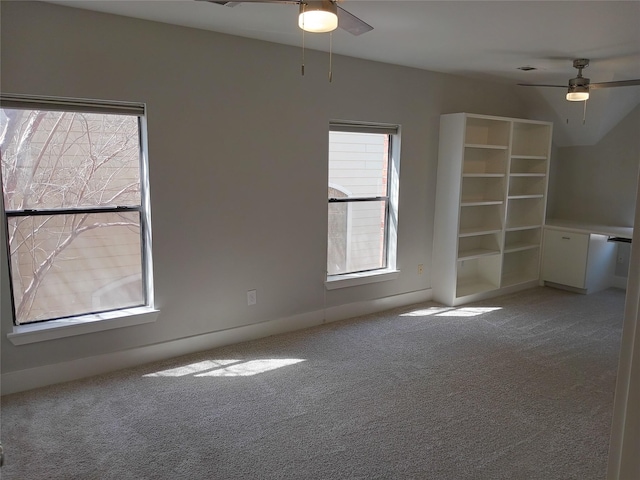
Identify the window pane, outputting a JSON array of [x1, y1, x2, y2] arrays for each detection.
[[328, 131, 388, 198], [7, 211, 143, 324], [327, 200, 387, 275], [0, 109, 140, 211]]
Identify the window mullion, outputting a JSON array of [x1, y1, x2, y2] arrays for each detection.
[[5, 206, 141, 217], [328, 196, 388, 203]]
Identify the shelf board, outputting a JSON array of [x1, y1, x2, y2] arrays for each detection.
[[506, 222, 543, 230], [504, 243, 540, 254], [459, 227, 502, 237], [505, 225, 541, 232], [509, 173, 546, 177], [462, 173, 505, 178], [456, 279, 499, 298], [501, 272, 538, 288], [457, 248, 501, 261], [461, 200, 504, 207], [510, 154, 547, 160], [465, 143, 509, 150], [508, 194, 544, 200]]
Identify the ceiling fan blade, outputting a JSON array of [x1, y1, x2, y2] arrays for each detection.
[[590, 79, 640, 90], [517, 83, 567, 88], [204, 1, 297, 6], [336, 5, 373, 36]]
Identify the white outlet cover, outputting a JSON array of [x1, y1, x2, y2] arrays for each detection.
[[247, 290, 257, 305]]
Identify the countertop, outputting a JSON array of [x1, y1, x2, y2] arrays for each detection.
[[545, 219, 634, 239]]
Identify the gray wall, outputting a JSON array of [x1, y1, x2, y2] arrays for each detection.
[[547, 105, 640, 226], [1, 1, 531, 376]]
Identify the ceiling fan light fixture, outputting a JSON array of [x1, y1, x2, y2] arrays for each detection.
[[299, 1, 338, 33], [566, 90, 589, 101], [566, 75, 590, 101]]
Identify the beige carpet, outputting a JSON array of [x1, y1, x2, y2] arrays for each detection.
[[0, 286, 625, 479]]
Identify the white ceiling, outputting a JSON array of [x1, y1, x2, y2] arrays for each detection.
[[43, 0, 640, 145]]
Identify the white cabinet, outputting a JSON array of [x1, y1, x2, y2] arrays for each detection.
[[433, 113, 552, 306], [542, 227, 617, 293], [541, 229, 589, 288]]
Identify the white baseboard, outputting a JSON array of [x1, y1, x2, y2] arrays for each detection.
[[611, 275, 629, 290], [1, 289, 431, 395]]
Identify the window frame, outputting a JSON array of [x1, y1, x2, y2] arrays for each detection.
[[0, 94, 157, 342], [326, 121, 401, 289]]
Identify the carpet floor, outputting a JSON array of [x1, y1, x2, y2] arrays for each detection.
[[0, 286, 626, 479]]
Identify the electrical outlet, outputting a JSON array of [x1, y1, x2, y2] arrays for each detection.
[[247, 290, 257, 306], [418, 264, 424, 274]]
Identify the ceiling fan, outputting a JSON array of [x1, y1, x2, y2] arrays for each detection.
[[518, 58, 640, 102], [204, 0, 372, 81], [205, 0, 373, 36]]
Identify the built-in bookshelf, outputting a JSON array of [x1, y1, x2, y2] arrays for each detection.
[[433, 113, 552, 306]]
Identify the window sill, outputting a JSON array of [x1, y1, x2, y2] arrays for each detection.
[[7, 306, 159, 346], [325, 269, 400, 290]]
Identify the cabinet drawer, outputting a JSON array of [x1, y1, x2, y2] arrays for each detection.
[[542, 229, 589, 288]]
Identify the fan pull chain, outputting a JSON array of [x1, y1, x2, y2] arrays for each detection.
[[328, 32, 333, 82], [301, 32, 305, 76], [565, 100, 589, 125], [301, 3, 305, 76]]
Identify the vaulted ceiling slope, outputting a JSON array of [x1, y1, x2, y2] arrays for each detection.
[[44, 1, 640, 146]]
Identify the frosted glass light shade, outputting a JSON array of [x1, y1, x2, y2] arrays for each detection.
[[566, 91, 589, 101], [299, 1, 338, 33]]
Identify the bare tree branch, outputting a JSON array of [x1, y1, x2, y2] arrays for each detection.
[[1, 109, 144, 323], [16, 217, 139, 321]]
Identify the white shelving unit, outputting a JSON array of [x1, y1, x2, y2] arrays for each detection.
[[433, 113, 552, 306]]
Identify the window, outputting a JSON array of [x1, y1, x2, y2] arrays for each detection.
[[327, 122, 400, 284], [0, 95, 152, 326]]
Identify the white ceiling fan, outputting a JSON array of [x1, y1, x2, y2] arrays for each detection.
[[203, 0, 372, 81], [204, 0, 373, 36], [518, 58, 640, 102]]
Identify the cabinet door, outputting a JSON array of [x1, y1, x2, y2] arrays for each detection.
[[542, 229, 589, 288]]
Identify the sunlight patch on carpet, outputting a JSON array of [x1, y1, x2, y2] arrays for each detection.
[[402, 306, 502, 318], [196, 359, 306, 377], [401, 307, 455, 316], [143, 359, 306, 378], [437, 307, 502, 317]]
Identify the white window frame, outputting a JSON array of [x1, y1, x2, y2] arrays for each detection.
[[326, 121, 401, 290], [0, 94, 158, 344]]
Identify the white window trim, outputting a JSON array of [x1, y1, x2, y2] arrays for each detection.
[[327, 121, 401, 289], [7, 307, 159, 345], [1, 94, 157, 341], [325, 268, 400, 290]]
